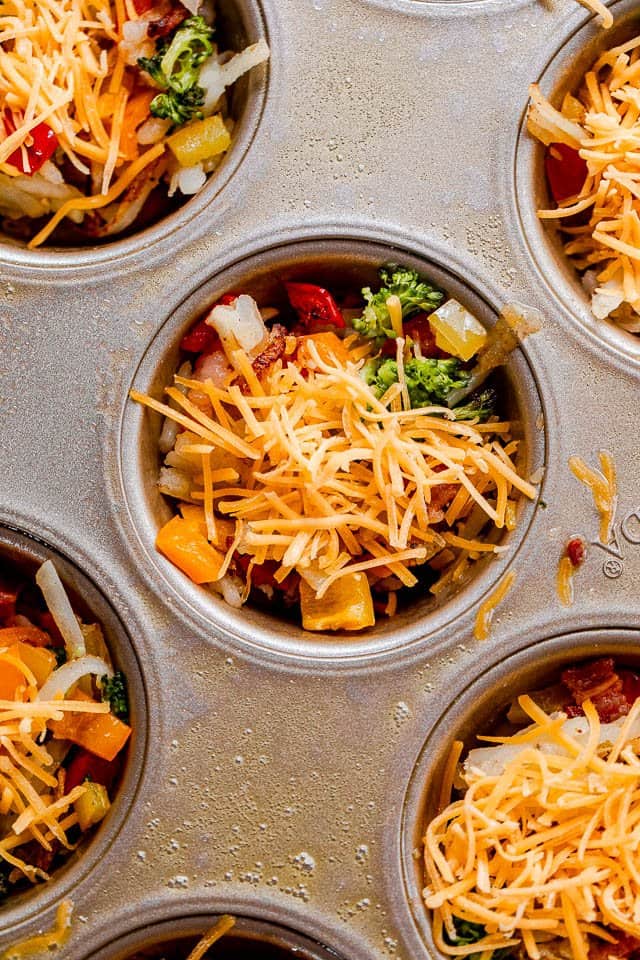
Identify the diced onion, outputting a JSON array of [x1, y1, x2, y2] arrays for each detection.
[[36, 655, 113, 702], [177, 164, 207, 195], [35, 560, 86, 660], [206, 295, 267, 356]]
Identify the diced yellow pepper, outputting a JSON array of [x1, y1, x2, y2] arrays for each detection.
[[75, 782, 111, 832], [428, 299, 487, 362], [14, 643, 55, 687], [167, 114, 231, 167], [300, 573, 375, 632], [156, 514, 225, 584]]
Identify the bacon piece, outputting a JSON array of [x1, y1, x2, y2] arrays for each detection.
[[589, 933, 640, 960], [562, 658, 630, 722], [252, 324, 287, 379], [562, 658, 618, 704], [427, 483, 458, 521], [566, 536, 586, 568], [147, 4, 188, 38]]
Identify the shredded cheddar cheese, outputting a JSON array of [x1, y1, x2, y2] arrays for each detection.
[[186, 916, 236, 960], [133, 337, 537, 597], [569, 450, 617, 543], [424, 694, 640, 960], [0, 0, 123, 173], [1, 899, 73, 959], [556, 554, 575, 606], [575, 0, 613, 28], [0, 681, 108, 879], [473, 569, 516, 640], [526, 33, 640, 324]]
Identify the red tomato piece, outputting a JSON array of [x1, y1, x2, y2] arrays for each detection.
[[545, 143, 588, 204], [285, 283, 345, 331]]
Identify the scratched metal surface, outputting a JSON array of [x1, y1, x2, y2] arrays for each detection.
[[1, 0, 640, 957]]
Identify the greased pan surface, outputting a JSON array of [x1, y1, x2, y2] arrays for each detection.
[[2, 0, 640, 958]]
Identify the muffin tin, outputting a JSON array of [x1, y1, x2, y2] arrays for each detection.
[[2, 0, 640, 956]]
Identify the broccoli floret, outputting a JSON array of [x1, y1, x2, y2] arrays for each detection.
[[450, 386, 497, 422], [49, 645, 67, 667], [444, 917, 513, 960], [138, 15, 214, 125], [353, 265, 444, 341], [101, 671, 129, 722], [364, 355, 470, 408], [148, 86, 206, 125]]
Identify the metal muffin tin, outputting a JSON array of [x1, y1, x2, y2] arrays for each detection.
[[2, 0, 640, 956]]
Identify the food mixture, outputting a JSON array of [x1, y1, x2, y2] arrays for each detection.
[[423, 657, 640, 960], [0, 559, 131, 899], [529, 32, 640, 330], [132, 265, 537, 632], [0, 0, 269, 246]]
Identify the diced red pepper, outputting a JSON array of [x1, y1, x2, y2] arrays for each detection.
[[285, 282, 345, 332], [566, 537, 586, 568], [4, 112, 59, 176], [545, 143, 588, 204], [132, 0, 153, 12], [64, 747, 122, 793], [235, 554, 298, 592], [180, 293, 237, 353], [0, 581, 19, 622]]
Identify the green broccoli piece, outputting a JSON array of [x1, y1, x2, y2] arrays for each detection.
[[450, 386, 497, 422], [101, 671, 129, 722], [353, 264, 444, 341], [364, 355, 470, 409], [49, 645, 67, 668], [444, 917, 513, 960], [138, 15, 214, 125], [148, 86, 206, 125]]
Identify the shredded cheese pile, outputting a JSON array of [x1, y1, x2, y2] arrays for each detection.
[[0, 657, 109, 880], [0, 0, 166, 245], [528, 34, 640, 322], [424, 694, 640, 960], [133, 339, 536, 595]]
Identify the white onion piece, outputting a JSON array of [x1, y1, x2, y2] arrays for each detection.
[[137, 117, 171, 146], [122, 19, 148, 41], [200, 39, 270, 115], [177, 164, 207, 195], [35, 560, 86, 660], [37, 656, 113, 702], [206, 295, 267, 357]]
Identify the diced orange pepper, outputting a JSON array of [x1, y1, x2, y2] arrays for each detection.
[[296, 332, 350, 369], [156, 514, 225, 584], [49, 691, 131, 762], [14, 642, 55, 687], [119, 90, 156, 161], [179, 504, 235, 551], [0, 659, 25, 699], [0, 625, 53, 647]]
